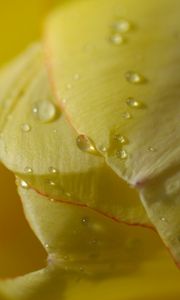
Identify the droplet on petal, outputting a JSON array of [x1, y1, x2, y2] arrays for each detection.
[[114, 134, 128, 144], [48, 167, 57, 174], [24, 166, 33, 174], [21, 123, 31, 132], [110, 33, 124, 45], [125, 71, 145, 84], [122, 111, 132, 119], [116, 149, 128, 159], [112, 19, 131, 33], [32, 100, 57, 123], [20, 179, 29, 189], [126, 97, 143, 108], [76, 135, 97, 154]]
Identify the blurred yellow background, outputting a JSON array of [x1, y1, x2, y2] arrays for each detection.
[[0, 0, 55, 279]]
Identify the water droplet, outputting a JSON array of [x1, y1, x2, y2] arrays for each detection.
[[110, 33, 124, 45], [116, 149, 128, 159], [112, 19, 131, 33], [45, 243, 49, 249], [65, 192, 72, 198], [81, 217, 89, 225], [49, 180, 56, 186], [74, 73, 80, 80], [32, 100, 57, 123], [21, 123, 31, 132], [99, 145, 108, 153], [48, 167, 57, 174], [53, 129, 57, 133], [126, 98, 143, 108], [148, 147, 156, 152], [114, 135, 128, 144], [125, 71, 145, 84], [76, 135, 97, 154], [160, 217, 167, 222], [50, 198, 55, 203], [20, 179, 29, 189], [24, 166, 33, 174], [122, 111, 132, 119]]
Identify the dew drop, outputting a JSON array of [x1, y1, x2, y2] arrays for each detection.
[[32, 100, 57, 123], [126, 97, 143, 108], [45, 243, 49, 249], [48, 167, 57, 174], [65, 192, 72, 198], [125, 71, 145, 84], [76, 135, 97, 154], [112, 19, 131, 33], [21, 123, 31, 132], [50, 198, 55, 203], [122, 111, 132, 119], [20, 179, 29, 189], [116, 149, 128, 159], [81, 217, 89, 225], [114, 134, 128, 144], [49, 180, 56, 186], [148, 147, 156, 152], [99, 145, 108, 153], [24, 166, 33, 174], [160, 217, 167, 222], [110, 33, 124, 45]]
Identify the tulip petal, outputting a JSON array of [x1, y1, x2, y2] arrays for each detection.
[[45, 0, 180, 263], [0, 47, 150, 226]]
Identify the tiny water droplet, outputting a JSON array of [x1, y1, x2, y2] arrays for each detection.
[[126, 97, 143, 108], [21, 123, 31, 132], [48, 167, 57, 174], [116, 149, 128, 159], [45, 243, 49, 249], [76, 135, 97, 154], [125, 71, 145, 84], [20, 179, 29, 189], [114, 135, 128, 144], [24, 166, 33, 174], [74, 73, 80, 80], [110, 33, 124, 45], [65, 192, 72, 198], [53, 129, 57, 133], [81, 217, 89, 225], [99, 145, 108, 153], [50, 198, 55, 203], [49, 180, 56, 186], [148, 147, 156, 152], [122, 111, 132, 119], [160, 217, 167, 222], [32, 100, 57, 123], [112, 19, 131, 33]]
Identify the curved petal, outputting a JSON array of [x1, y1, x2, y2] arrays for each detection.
[[0, 49, 149, 226], [45, 0, 180, 263]]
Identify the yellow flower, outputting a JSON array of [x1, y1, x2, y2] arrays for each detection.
[[0, 1, 180, 300]]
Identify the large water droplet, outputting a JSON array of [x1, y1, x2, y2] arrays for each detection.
[[126, 98, 143, 108], [32, 100, 57, 123], [21, 123, 31, 132], [125, 71, 145, 84], [116, 149, 128, 159], [76, 135, 97, 154], [113, 19, 131, 33], [110, 33, 124, 45]]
